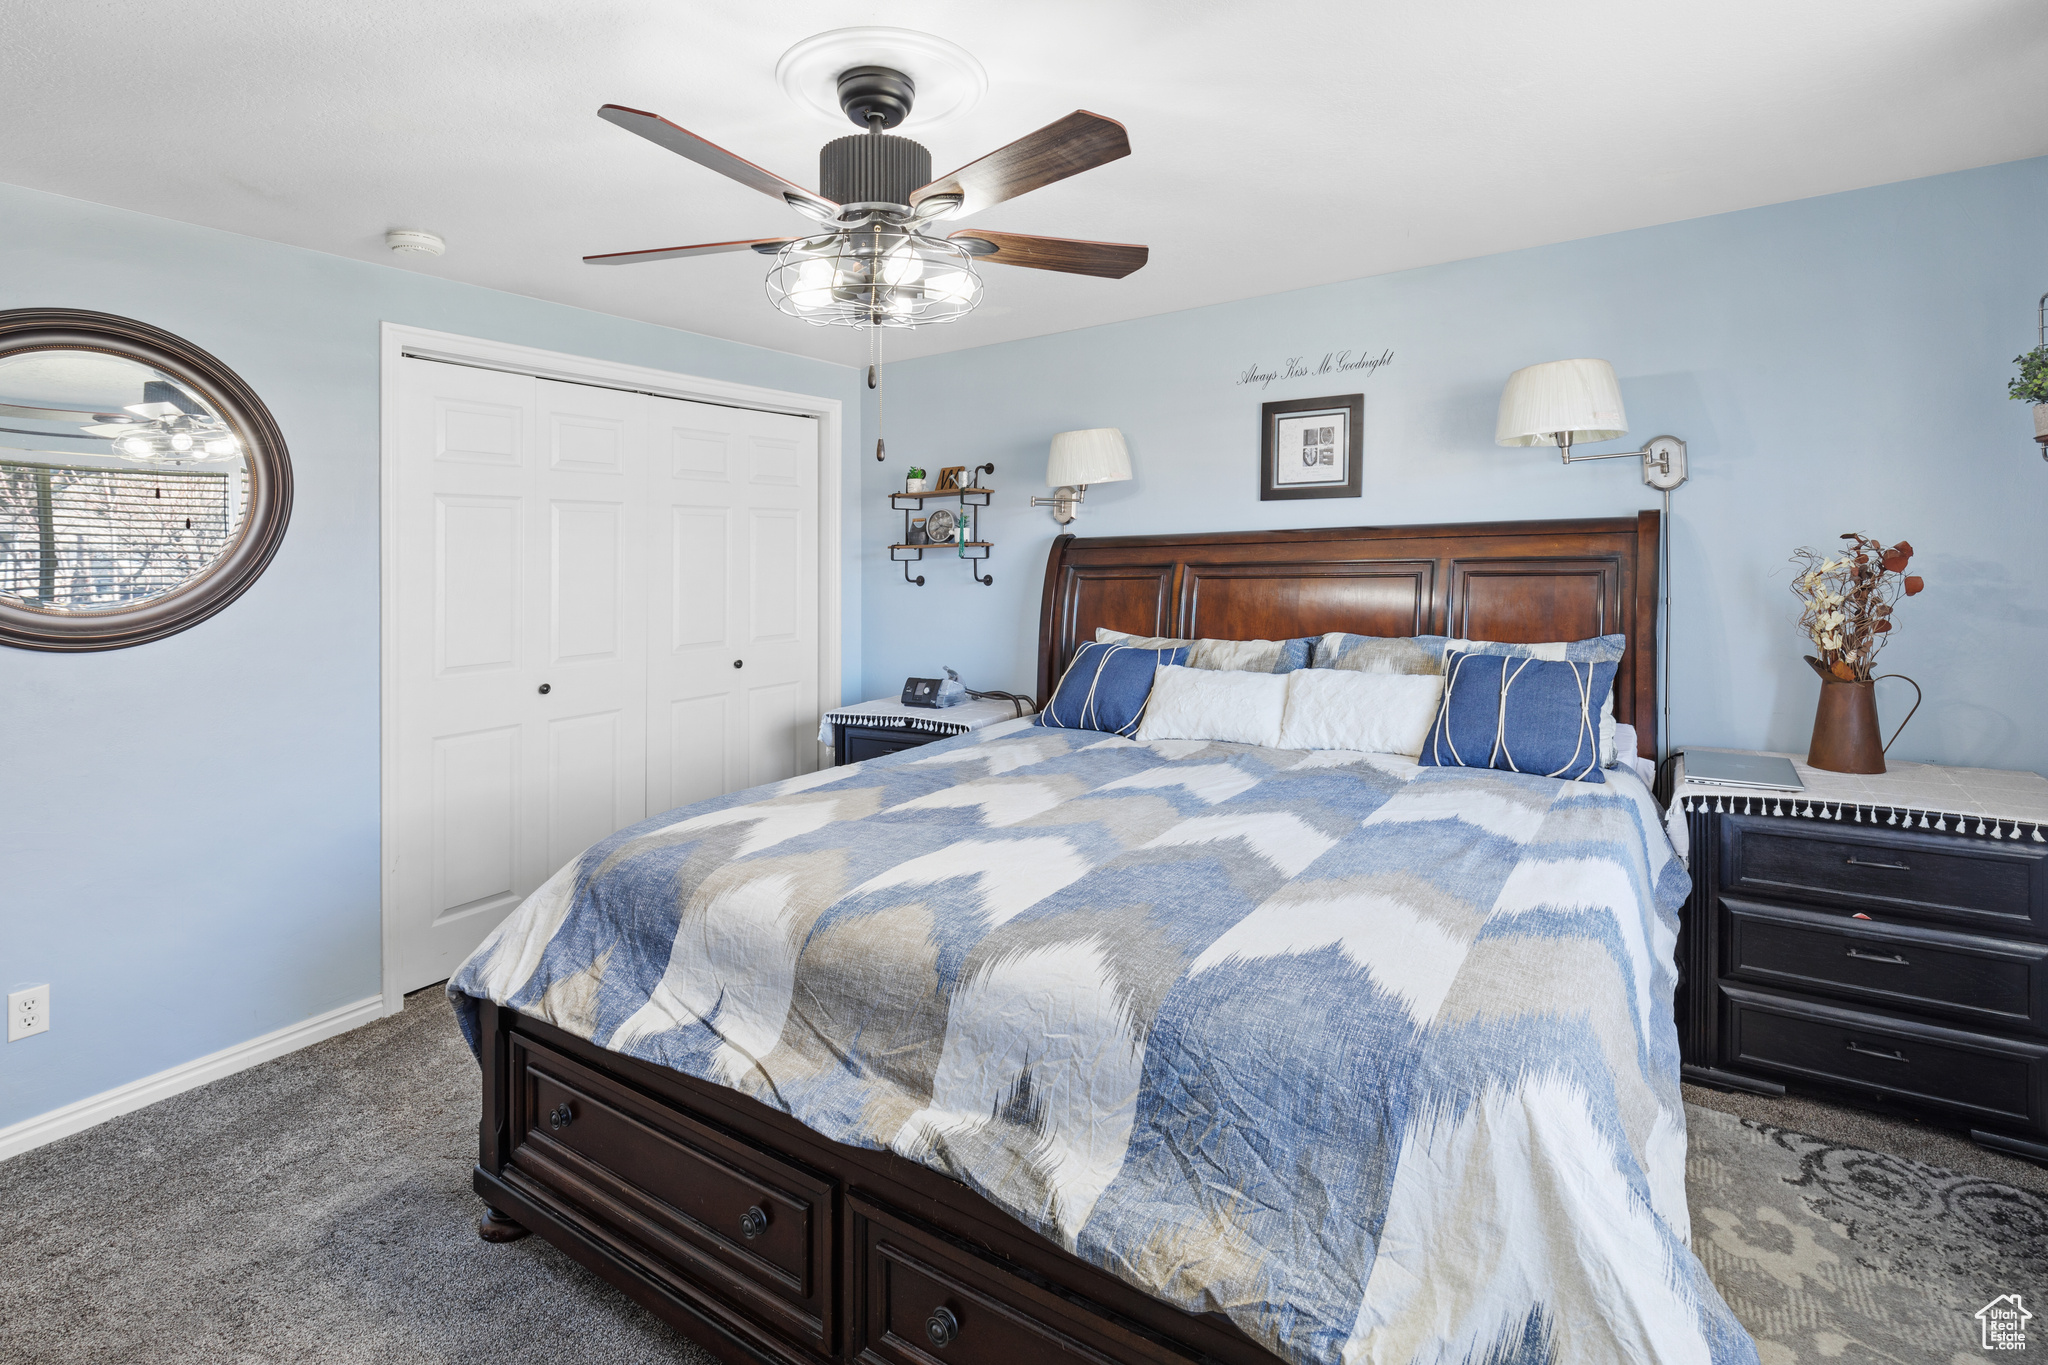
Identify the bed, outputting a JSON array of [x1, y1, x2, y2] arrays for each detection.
[[451, 514, 1755, 1365]]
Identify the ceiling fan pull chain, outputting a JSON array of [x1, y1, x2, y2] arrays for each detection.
[[873, 320, 886, 461]]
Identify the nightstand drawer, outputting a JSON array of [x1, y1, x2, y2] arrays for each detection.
[[1723, 897, 2048, 1033], [1720, 815, 2048, 937], [1722, 986, 2048, 1131]]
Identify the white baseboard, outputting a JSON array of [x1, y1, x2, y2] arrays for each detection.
[[0, 993, 388, 1163]]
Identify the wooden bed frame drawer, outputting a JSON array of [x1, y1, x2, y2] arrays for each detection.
[[1718, 814, 2047, 936], [1720, 985, 2048, 1133], [1722, 897, 2048, 1034], [506, 1031, 836, 1352], [849, 1197, 1186, 1365]]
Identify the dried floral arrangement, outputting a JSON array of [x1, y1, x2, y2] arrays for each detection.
[[1789, 533, 1924, 682]]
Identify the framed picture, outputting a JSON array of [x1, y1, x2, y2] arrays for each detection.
[[1260, 394, 1362, 501]]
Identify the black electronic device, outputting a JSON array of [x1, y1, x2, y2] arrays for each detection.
[[901, 677, 943, 708]]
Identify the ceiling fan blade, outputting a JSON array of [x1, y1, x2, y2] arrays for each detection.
[[912, 111, 1131, 215], [597, 105, 839, 217], [584, 238, 797, 266], [949, 230, 1148, 279]]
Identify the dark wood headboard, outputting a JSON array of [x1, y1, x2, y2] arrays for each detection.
[[1036, 513, 1661, 758]]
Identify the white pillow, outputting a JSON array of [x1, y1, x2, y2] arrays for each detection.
[[1278, 669, 1443, 756], [1134, 665, 1287, 746], [1612, 723, 1657, 787]]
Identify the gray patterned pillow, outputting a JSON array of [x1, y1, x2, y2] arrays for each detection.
[[1312, 633, 1449, 675], [1094, 628, 1312, 673]]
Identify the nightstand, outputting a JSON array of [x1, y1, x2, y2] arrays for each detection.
[[819, 694, 1036, 766], [1668, 749, 2048, 1163]]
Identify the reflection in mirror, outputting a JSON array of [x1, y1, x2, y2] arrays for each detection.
[[0, 348, 250, 612]]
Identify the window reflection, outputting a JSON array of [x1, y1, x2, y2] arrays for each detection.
[[0, 350, 250, 612]]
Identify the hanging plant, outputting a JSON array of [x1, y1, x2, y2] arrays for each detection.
[[1789, 533, 1923, 683], [2009, 345, 2048, 405]]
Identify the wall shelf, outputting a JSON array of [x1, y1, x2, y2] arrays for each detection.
[[893, 463, 995, 586], [889, 487, 992, 509]]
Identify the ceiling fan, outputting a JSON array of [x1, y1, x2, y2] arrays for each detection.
[[583, 65, 1148, 329]]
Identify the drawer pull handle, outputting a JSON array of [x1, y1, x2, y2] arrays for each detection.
[[1846, 1040, 1907, 1062], [1845, 947, 1910, 965], [925, 1305, 960, 1348], [1844, 857, 1910, 870], [548, 1102, 574, 1131], [738, 1205, 768, 1240]]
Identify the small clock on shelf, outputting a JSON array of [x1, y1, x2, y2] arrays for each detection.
[[924, 507, 958, 545]]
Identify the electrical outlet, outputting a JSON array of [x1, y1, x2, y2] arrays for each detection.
[[8, 985, 49, 1041]]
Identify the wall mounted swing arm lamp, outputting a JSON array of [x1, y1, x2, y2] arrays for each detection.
[[1497, 357, 1691, 762], [1031, 427, 1131, 523], [1495, 358, 1687, 491]]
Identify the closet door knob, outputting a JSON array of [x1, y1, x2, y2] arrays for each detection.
[[732, 659, 744, 669], [537, 683, 551, 695], [548, 1102, 573, 1130], [739, 1205, 768, 1240], [924, 1306, 959, 1348]]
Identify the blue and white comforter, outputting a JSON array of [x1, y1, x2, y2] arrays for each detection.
[[451, 719, 1754, 1364]]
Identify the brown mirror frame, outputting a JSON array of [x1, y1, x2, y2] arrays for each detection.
[[0, 308, 292, 651]]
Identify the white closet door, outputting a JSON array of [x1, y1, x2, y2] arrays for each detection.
[[533, 378, 648, 872], [390, 361, 647, 993], [645, 397, 819, 816]]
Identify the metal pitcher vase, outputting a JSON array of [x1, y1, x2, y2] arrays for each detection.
[[1804, 658, 1922, 774]]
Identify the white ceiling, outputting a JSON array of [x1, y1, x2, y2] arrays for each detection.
[[5, 0, 2044, 365]]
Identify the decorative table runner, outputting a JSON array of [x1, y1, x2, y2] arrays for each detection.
[[1666, 748, 2048, 863], [816, 694, 1036, 745]]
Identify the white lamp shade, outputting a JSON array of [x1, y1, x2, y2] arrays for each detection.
[[1495, 358, 1629, 447], [1046, 427, 1131, 486]]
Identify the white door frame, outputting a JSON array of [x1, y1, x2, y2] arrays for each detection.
[[377, 322, 844, 1015]]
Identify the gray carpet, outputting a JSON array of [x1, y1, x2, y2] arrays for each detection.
[[0, 987, 712, 1365], [0, 988, 2041, 1364]]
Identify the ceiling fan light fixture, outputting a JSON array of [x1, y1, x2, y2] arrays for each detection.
[[881, 242, 924, 286], [765, 231, 981, 328], [584, 66, 1143, 329]]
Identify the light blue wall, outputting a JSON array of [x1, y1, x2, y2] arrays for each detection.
[[861, 157, 2048, 778], [0, 183, 862, 1130]]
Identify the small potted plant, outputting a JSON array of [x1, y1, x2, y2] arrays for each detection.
[[906, 465, 927, 492], [2008, 344, 2048, 446]]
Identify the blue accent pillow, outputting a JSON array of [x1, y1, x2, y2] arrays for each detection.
[[1418, 651, 1618, 782], [1041, 642, 1189, 736]]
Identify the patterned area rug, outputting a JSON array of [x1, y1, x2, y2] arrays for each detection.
[[1687, 1104, 2047, 1363]]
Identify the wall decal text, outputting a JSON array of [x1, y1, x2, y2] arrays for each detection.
[[1236, 348, 1395, 390]]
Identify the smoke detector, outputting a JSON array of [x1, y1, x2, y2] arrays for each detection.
[[386, 229, 445, 256]]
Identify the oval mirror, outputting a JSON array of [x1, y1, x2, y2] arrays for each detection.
[[0, 310, 290, 650]]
